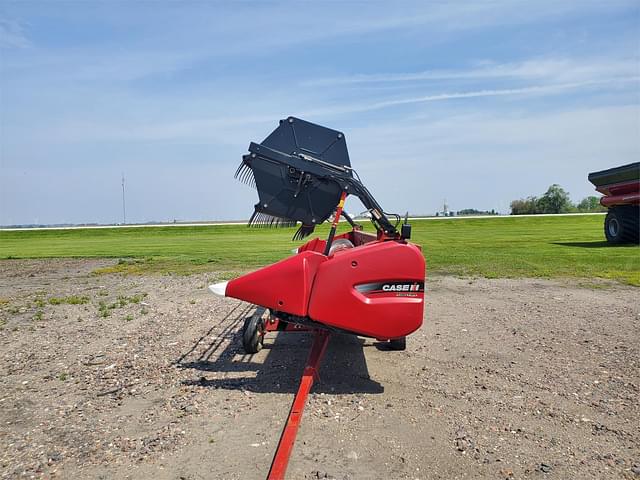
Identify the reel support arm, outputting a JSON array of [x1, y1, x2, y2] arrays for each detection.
[[342, 178, 397, 236]]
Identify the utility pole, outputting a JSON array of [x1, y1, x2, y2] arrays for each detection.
[[121, 173, 126, 225]]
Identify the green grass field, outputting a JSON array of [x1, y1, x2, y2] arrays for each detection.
[[1, 215, 638, 285]]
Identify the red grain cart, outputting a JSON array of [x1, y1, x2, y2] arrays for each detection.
[[588, 162, 639, 244]]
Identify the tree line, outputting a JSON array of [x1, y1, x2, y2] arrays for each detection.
[[510, 184, 606, 215]]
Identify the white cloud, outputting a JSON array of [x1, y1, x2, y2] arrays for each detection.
[[302, 57, 640, 87], [25, 76, 636, 146], [299, 77, 639, 119], [344, 104, 640, 214]]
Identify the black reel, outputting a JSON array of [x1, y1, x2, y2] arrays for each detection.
[[235, 116, 398, 240]]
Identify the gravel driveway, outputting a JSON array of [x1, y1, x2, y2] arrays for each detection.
[[0, 259, 638, 479]]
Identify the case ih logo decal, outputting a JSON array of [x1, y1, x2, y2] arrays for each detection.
[[383, 283, 422, 292], [355, 281, 424, 296]]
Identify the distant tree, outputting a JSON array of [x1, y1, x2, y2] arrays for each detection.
[[577, 196, 605, 212], [510, 184, 603, 215], [457, 208, 497, 216], [510, 196, 539, 215], [537, 184, 572, 214]]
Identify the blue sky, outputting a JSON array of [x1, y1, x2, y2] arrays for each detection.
[[1, 1, 639, 225]]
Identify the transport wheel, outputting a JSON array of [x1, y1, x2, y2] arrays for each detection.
[[605, 206, 640, 244], [242, 310, 265, 354], [620, 205, 640, 244], [388, 337, 406, 351]]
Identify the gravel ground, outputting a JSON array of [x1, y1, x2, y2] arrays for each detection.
[[0, 259, 638, 480]]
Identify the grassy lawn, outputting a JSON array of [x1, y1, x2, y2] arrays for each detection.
[[0, 215, 638, 285]]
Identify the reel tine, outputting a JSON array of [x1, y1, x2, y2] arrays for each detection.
[[248, 209, 297, 230], [234, 161, 245, 180], [235, 162, 256, 189], [245, 168, 256, 189], [247, 210, 257, 227], [292, 224, 315, 241]]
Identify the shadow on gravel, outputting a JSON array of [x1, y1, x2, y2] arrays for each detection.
[[174, 302, 253, 365], [552, 241, 636, 248], [177, 305, 383, 395]]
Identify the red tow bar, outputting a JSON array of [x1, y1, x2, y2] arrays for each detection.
[[267, 329, 331, 480]]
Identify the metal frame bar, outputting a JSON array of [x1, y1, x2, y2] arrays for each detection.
[[264, 316, 310, 332], [267, 329, 331, 479]]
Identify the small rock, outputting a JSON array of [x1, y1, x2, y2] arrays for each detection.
[[47, 452, 63, 463], [346, 451, 358, 460], [310, 470, 333, 479], [631, 464, 640, 475], [455, 427, 474, 452], [540, 463, 552, 473]]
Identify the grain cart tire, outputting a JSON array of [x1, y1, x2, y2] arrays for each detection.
[[388, 337, 407, 351], [242, 311, 265, 354], [605, 206, 640, 244], [620, 206, 640, 244]]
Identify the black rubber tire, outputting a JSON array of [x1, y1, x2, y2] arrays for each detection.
[[388, 337, 406, 351], [604, 206, 640, 244], [242, 312, 265, 354]]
